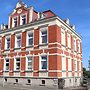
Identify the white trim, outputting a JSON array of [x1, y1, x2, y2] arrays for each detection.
[[26, 30, 34, 46], [39, 27, 48, 44], [15, 33, 22, 48], [5, 36, 11, 50], [14, 57, 21, 71], [12, 16, 18, 28], [20, 13, 27, 25], [39, 53, 48, 71], [26, 55, 33, 71]]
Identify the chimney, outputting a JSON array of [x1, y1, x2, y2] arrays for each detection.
[[65, 18, 69, 25], [1, 24, 8, 30], [1, 23, 4, 30], [71, 25, 75, 30]]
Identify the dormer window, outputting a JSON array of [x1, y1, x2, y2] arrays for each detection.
[[20, 14, 26, 25], [12, 17, 18, 27]]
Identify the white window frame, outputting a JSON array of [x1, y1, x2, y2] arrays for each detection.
[[74, 59, 77, 71], [12, 16, 18, 27], [5, 36, 10, 49], [26, 56, 33, 71], [14, 57, 20, 71], [40, 27, 48, 44], [26, 31, 34, 46], [79, 61, 81, 71], [20, 14, 27, 25], [67, 33, 71, 48], [68, 58, 72, 71], [40, 54, 48, 70], [0, 39, 2, 50], [78, 40, 80, 53], [15, 34, 22, 48], [4, 58, 9, 71], [61, 29, 65, 46], [62, 56, 66, 71], [73, 38, 76, 51]]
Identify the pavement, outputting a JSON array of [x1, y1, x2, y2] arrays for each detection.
[[0, 84, 87, 90]]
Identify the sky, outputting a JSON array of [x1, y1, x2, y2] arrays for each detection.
[[0, 0, 90, 69]]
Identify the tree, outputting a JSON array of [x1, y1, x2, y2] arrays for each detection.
[[83, 67, 90, 78]]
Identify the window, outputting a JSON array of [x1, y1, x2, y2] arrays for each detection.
[[21, 15, 26, 25], [28, 33, 33, 46], [78, 41, 80, 52], [26, 57, 32, 70], [15, 58, 20, 70], [42, 80, 45, 85], [13, 17, 18, 27], [27, 79, 31, 84], [74, 60, 77, 71], [73, 38, 76, 51], [62, 56, 66, 71], [6, 38, 10, 49], [4, 59, 9, 71], [61, 29, 65, 45], [0, 39, 1, 50], [5, 78, 7, 82], [40, 55, 47, 70], [68, 58, 72, 71], [16, 35, 21, 48], [40, 29, 47, 44], [75, 78, 77, 83], [69, 79, 71, 83], [67, 33, 71, 48], [79, 61, 81, 71], [15, 79, 18, 83]]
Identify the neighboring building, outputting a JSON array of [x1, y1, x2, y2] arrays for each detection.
[[0, 1, 82, 89]]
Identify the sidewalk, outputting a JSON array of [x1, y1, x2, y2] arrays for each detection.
[[63, 86, 87, 90], [0, 83, 87, 90]]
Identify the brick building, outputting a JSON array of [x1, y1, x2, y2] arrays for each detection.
[[0, 1, 82, 88]]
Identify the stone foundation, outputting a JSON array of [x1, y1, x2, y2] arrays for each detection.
[[0, 77, 82, 89]]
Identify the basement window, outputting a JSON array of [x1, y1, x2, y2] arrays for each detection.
[[5, 78, 7, 82], [28, 79, 31, 84], [42, 80, 45, 85], [15, 79, 18, 83], [69, 79, 71, 83]]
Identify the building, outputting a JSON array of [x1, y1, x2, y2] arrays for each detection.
[[0, 1, 82, 89]]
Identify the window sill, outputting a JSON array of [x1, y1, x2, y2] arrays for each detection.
[[39, 70, 48, 72], [62, 70, 66, 72], [14, 70, 20, 72], [25, 70, 33, 72], [3, 70, 9, 72], [14, 47, 21, 50], [4, 49, 10, 51], [39, 43, 48, 46], [26, 45, 33, 48]]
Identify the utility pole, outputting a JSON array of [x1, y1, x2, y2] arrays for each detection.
[[88, 56, 90, 71]]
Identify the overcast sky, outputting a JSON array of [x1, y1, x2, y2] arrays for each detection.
[[0, 0, 90, 69]]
